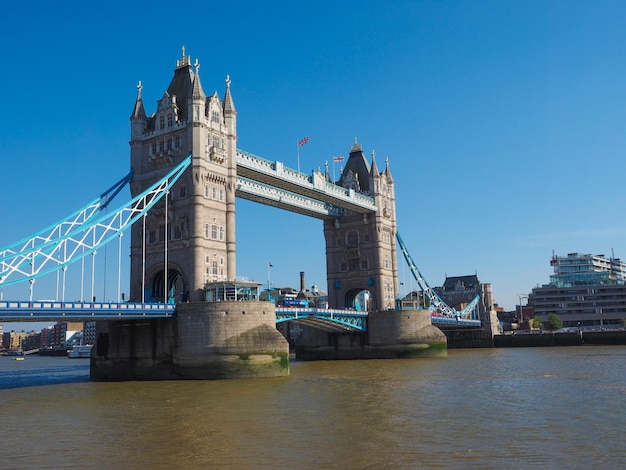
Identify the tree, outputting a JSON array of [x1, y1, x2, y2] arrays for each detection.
[[545, 313, 563, 330], [531, 317, 543, 330]]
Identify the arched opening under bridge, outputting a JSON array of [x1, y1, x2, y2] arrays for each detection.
[[150, 268, 186, 303], [344, 288, 373, 312]]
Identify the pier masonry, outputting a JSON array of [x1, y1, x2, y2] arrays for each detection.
[[91, 301, 289, 381], [294, 309, 447, 360]]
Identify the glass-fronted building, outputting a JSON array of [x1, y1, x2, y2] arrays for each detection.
[[529, 252, 626, 327]]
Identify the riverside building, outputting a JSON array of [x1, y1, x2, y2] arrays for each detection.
[[529, 252, 626, 327]]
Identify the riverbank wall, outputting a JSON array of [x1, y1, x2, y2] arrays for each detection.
[[90, 301, 289, 381], [494, 330, 626, 347]]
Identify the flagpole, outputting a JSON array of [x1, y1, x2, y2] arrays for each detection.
[[297, 137, 308, 174]]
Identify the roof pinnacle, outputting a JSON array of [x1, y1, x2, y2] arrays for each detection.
[[176, 45, 191, 68]]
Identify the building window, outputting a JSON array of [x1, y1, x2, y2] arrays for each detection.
[[347, 231, 359, 246], [159, 115, 165, 130], [167, 114, 173, 127], [179, 185, 186, 198], [211, 110, 220, 123], [175, 136, 181, 148]]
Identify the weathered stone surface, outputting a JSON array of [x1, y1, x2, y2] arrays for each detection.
[[91, 301, 289, 381], [294, 309, 447, 360]]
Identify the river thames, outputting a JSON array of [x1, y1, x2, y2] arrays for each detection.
[[1, 346, 625, 469]]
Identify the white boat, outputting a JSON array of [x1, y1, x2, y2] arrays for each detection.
[[67, 345, 93, 359]]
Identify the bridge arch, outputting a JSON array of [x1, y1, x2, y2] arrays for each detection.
[[148, 266, 187, 303], [344, 287, 373, 312]]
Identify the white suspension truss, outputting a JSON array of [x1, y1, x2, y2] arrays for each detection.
[[0, 154, 192, 288], [0, 171, 132, 264], [396, 231, 480, 318]]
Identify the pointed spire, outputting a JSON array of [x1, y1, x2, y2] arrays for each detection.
[[130, 80, 147, 120], [370, 149, 379, 176], [223, 75, 236, 115], [191, 58, 205, 99], [385, 156, 394, 183]]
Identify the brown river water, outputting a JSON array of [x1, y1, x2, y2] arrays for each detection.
[[1, 346, 625, 469]]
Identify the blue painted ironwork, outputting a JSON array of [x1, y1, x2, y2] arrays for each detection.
[[0, 300, 175, 321], [0, 154, 192, 287], [396, 231, 481, 321], [235, 176, 342, 218], [0, 170, 133, 263], [431, 315, 481, 327], [276, 307, 368, 331]]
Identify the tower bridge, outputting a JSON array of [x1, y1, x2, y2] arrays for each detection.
[[0, 48, 499, 379]]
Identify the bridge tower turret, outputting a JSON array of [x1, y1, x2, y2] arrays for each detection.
[[323, 140, 399, 311], [128, 47, 237, 303]]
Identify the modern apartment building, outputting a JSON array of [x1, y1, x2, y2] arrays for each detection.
[[529, 252, 626, 327]]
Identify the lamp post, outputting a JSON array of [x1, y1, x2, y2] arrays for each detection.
[[267, 262, 273, 301], [517, 293, 528, 324]]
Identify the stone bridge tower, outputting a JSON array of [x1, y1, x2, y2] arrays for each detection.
[[323, 140, 399, 311], [128, 48, 237, 303]]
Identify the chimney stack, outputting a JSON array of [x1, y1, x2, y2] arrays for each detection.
[[300, 271, 305, 293]]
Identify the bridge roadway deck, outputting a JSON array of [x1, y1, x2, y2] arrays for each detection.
[[0, 300, 175, 321], [0, 301, 481, 329]]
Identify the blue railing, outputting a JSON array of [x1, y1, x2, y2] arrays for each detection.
[[0, 300, 175, 321], [276, 307, 368, 331]]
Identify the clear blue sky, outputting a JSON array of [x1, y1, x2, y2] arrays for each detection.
[[2, 1, 626, 331]]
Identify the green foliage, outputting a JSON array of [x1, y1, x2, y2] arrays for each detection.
[[545, 313, 563, 330], [531, 317, 543, 329]]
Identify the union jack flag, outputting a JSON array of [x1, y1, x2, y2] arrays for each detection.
[[298, 136, 309, 146]]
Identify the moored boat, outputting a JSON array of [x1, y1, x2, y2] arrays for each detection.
[[67, 345, 93, 359]]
